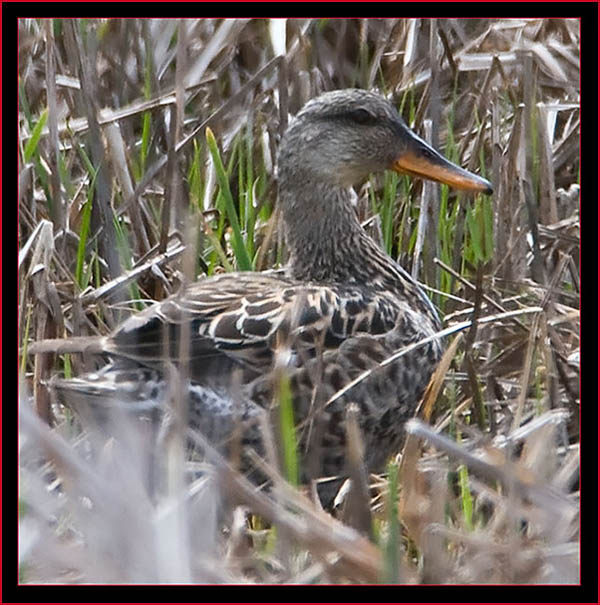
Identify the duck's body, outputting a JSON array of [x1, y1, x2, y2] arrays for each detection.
[[40, 89, 492, 503]]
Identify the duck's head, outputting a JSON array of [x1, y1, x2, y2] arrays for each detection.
[[277, 88, 492, 194]]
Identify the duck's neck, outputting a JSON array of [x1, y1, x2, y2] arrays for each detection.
[[278, 179, 438, 322], [279, 180, 366, 281]]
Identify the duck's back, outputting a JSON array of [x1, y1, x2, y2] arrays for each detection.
[[52, 268, 443, 501]]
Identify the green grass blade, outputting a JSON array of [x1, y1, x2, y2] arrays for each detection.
[[140, 111, 151, 175], [113, 214, 143, 310], [203, 220, 233, 273], [73, 145, 99, 288], [278, 371, 299, 487], [74, 195, 93, 287], [458, 464, 474, 530], [243, 126, 256, 260], [24, 108, 48, 163], [483, 195, 494, 261], [382, 460, 400, 583], [188, 140, 204, 208], [379, 172, 399, 256], [205, 127, 253, 271]]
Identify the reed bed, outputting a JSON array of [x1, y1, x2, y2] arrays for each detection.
[[19, 18, 580, 584]]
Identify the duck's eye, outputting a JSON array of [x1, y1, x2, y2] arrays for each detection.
[[349, 108, 375, 125]]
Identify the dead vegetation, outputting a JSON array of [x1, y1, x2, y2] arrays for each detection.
[[19, 18, 579, 584]]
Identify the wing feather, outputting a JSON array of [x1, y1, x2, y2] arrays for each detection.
[[103, 271, 401, 379]]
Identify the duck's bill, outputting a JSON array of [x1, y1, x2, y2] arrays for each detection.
[[393, 131, 493, 194]]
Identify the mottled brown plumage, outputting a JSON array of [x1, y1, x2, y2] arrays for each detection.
[[37, 89, 492, 504]]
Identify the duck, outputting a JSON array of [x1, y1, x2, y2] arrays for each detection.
[[32, 89, 492, 505]]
